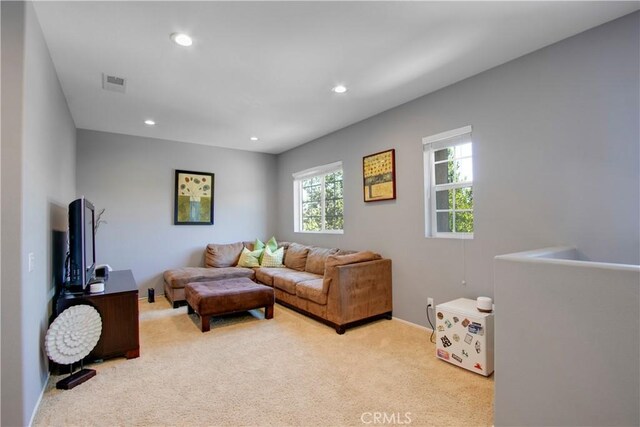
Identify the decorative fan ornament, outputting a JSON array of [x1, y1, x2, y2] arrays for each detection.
[[45, 304, 102, 389]]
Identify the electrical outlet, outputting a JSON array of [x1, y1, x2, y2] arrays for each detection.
[[427, 297, 434, 309]]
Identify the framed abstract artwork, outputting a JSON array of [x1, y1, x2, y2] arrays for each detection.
[[363, 149, 396, 202], [174, 169, 214, 225]]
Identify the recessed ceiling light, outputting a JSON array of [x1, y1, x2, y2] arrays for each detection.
[[332, 85, 348, 94], [250, 136, 259, 141], [170, 32, 193, 47], [144, 119, 156, 126]]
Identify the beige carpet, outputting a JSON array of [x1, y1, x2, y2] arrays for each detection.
[[34, 299, 493, 426]]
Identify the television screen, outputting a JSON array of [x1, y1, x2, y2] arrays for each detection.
[[85, 203, 95, 273], [67, 197, 96, 290]]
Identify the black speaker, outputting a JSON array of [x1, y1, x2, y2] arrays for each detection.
[[52, 230, 67, 285]]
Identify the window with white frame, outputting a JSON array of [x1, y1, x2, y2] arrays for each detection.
[[423, 126, 473, 238], [293, 161, 344, 233]]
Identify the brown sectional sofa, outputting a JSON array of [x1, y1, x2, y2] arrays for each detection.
[[163, 241, 392, 334], [163, 241, 254, 306]]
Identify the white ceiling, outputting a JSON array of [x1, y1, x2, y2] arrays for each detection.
[[34, 1, 639, 154]]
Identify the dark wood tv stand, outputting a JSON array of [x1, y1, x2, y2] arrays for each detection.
[[55, 270, 140, 361]]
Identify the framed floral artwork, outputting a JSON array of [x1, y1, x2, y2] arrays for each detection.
[[174, 169, 214, 225], [363, 149, 396, 202]]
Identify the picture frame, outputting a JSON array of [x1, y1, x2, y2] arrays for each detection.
[[174, 169, 214, 225], [363, 149, 396, 202]]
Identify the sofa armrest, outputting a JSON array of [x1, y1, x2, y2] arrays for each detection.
[[326, 258, 392, 324]]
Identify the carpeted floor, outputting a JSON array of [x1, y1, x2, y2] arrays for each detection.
[[34, 299, 493, 426]]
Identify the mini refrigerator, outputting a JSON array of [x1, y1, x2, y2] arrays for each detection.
[[435, 298, 494, 376]]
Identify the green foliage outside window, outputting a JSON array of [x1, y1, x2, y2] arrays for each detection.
[[301, 171, 343, 232], [434, 145, 473, 234]]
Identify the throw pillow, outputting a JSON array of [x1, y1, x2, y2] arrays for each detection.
[[305, 247, 339, 275], [265, 236, 278, 252], [261, 246, 284, 267], [237, 247, 262, 268], [258, 237, 278, 263], [253, 238, 265, 251]]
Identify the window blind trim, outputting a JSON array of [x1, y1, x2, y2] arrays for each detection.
[[292, 161, 343, 180], [422, 125, 472, 146]]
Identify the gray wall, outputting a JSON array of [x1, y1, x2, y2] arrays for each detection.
[[1, 3, 26, 425], [76, 130, 278, 294], [1, 2, 77, 425], [276, 12, 640, 326]]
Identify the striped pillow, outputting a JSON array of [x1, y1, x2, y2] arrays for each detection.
[[260, 246, 284, 267]]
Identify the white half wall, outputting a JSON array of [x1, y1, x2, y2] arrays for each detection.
[[494, 247, 640, 426]]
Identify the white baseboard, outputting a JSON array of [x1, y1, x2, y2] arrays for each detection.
[[28, 372, 49, 427], [392, 316, 433, 333]]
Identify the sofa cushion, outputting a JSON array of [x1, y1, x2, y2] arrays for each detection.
[[163, 267, 254, 289], [336, 249, 357, 256], [278, 241, 292, 250], [205, 242, 244, 267], [305, 247, 339, 275], [273, 271, 322, 295], [255, 267, 291, 286], [295, 279, 327, 305], [284, 243, 310, 271], [325, 251, 382, 268]]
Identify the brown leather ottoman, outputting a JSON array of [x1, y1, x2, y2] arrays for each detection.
[[185, 278, 274, 332]]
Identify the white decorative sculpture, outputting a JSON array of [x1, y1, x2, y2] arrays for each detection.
[[45, 304, 102, 389]]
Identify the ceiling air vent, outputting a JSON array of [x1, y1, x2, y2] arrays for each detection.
[[102, 73, 126, 93]]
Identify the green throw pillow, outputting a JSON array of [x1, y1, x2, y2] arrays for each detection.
[[257, 237, 277, 263], [266, 236, 278, 252], [253, 238, 265, 251], [261, 246, 284, 267], [237, 247, 262, 268]]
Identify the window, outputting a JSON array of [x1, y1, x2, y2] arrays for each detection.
[[293, 161, 344, 233], [423, 126, 473, 238]]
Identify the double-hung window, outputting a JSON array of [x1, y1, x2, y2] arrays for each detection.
[[293, 161, 344, 233], [423, 126, 474, 238]]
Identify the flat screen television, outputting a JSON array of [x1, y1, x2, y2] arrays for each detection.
[[67, 197, 96, 291]]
